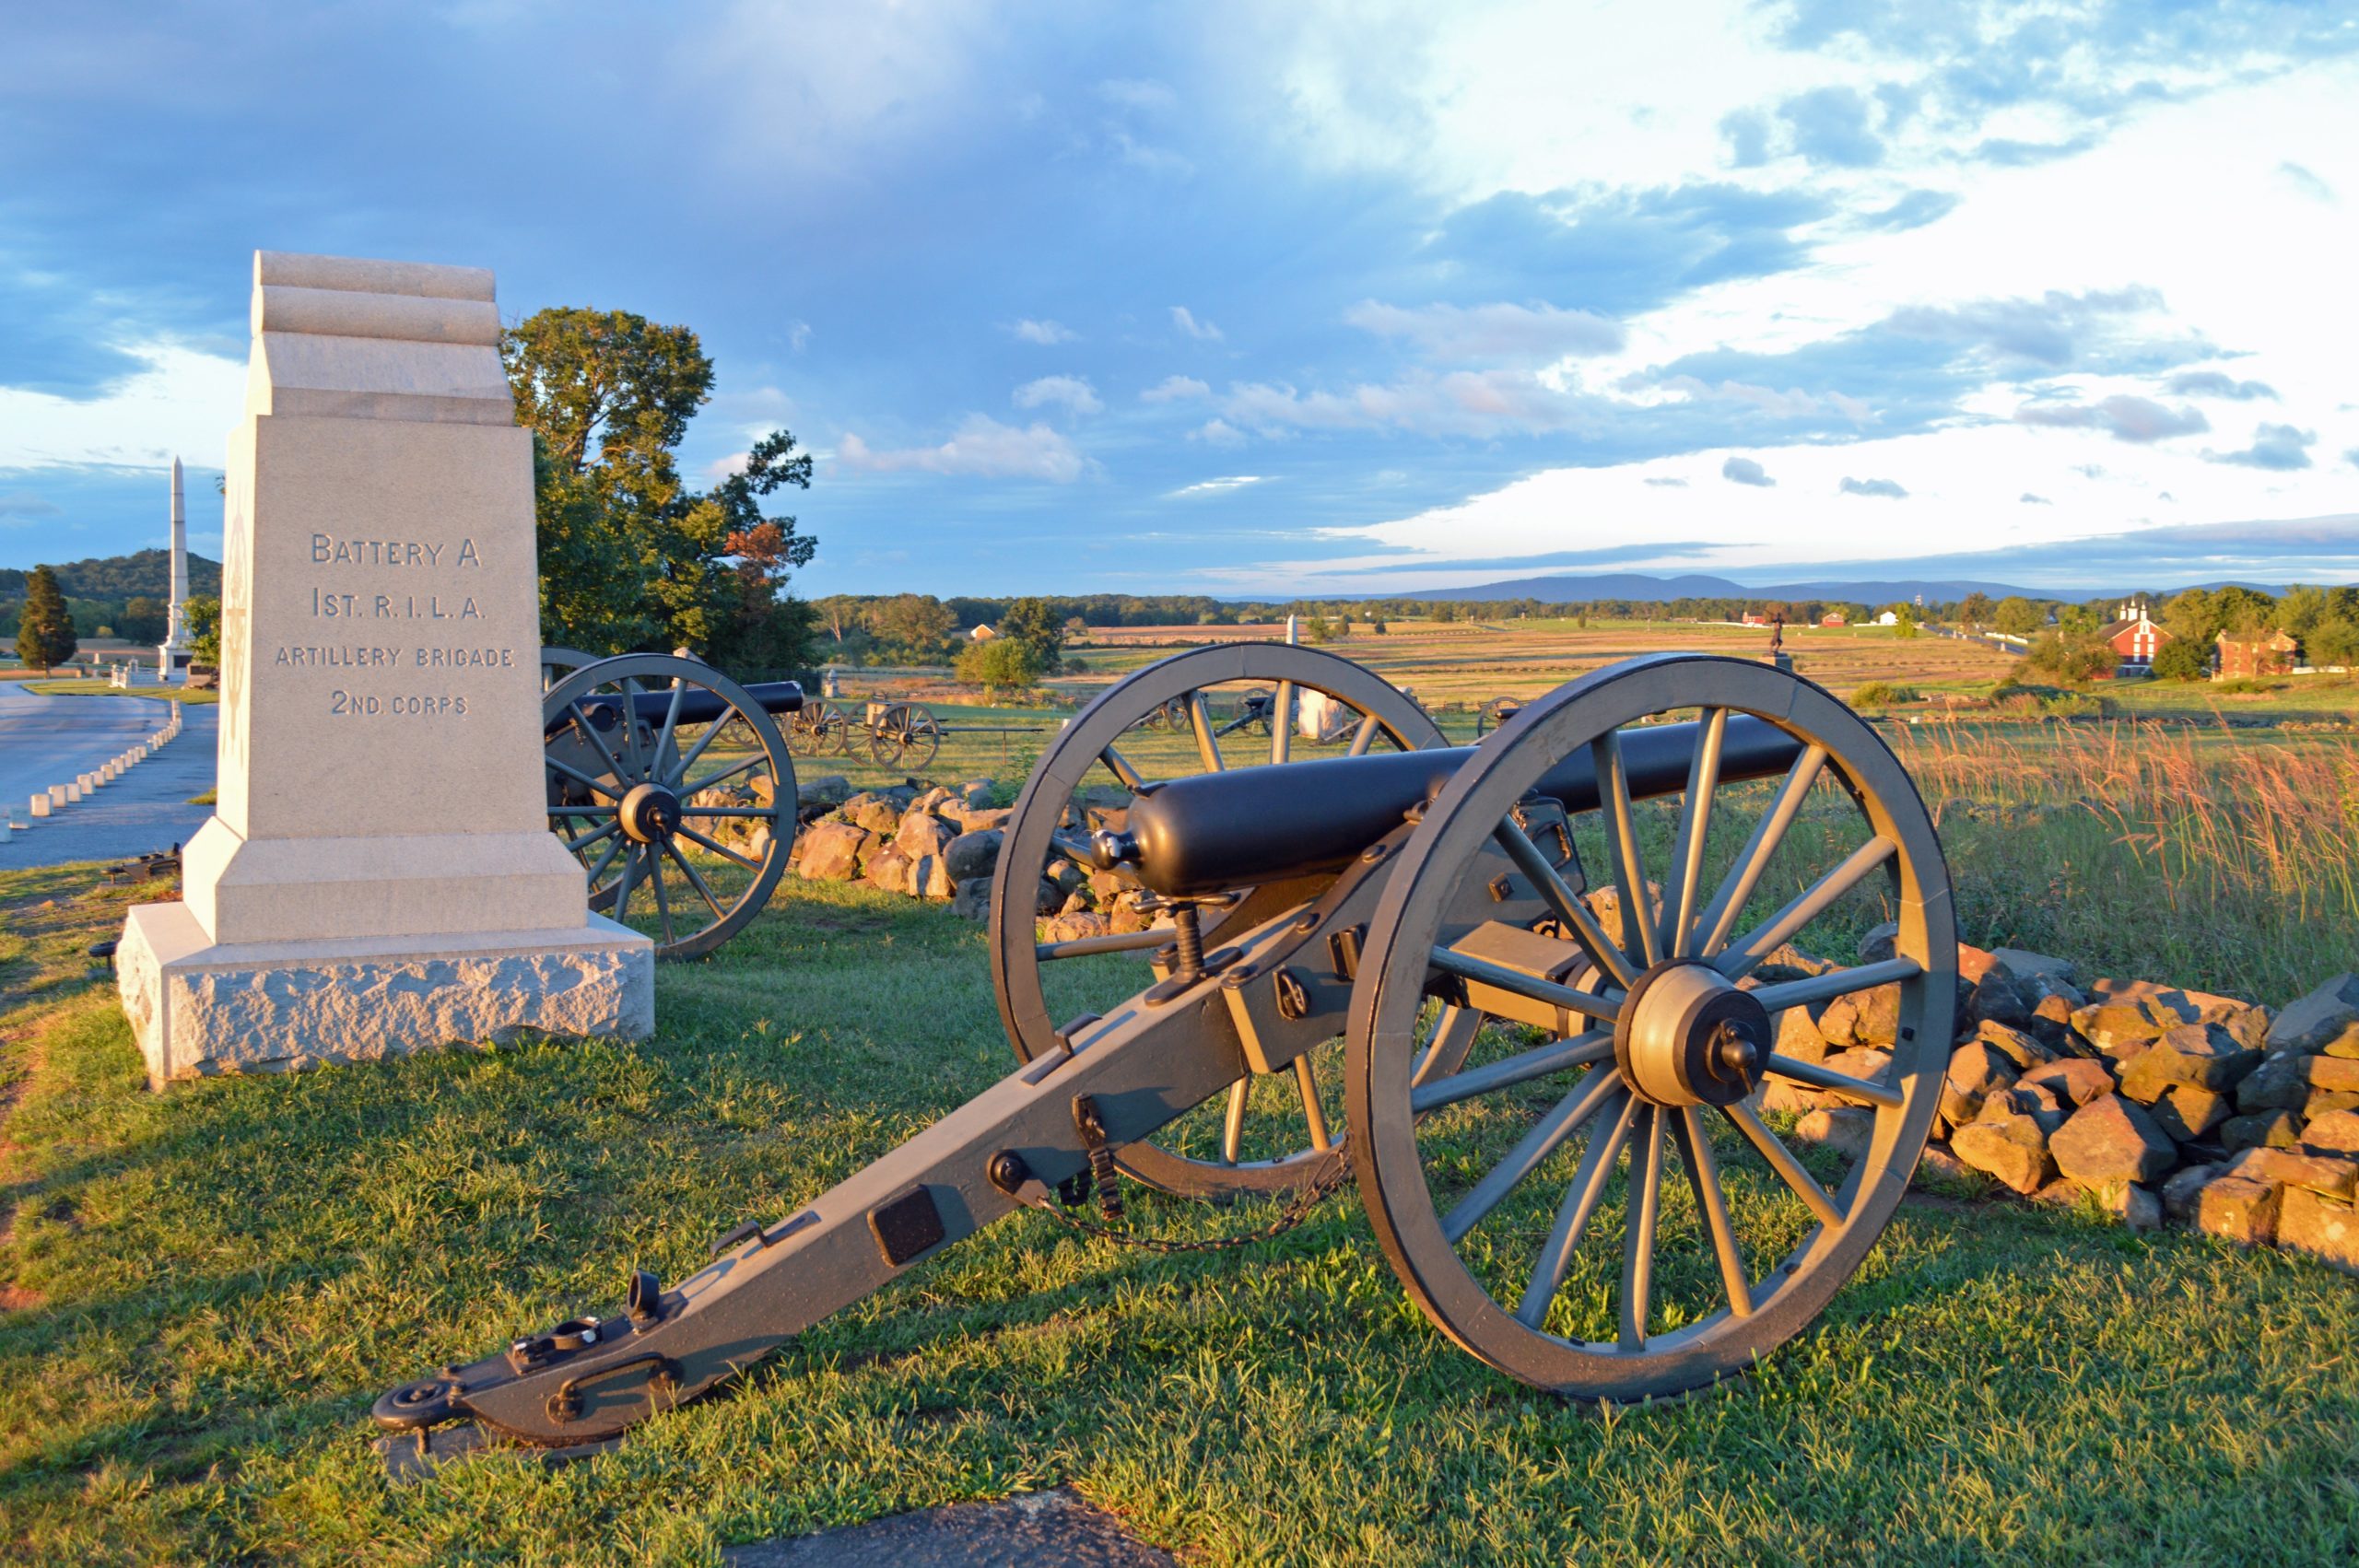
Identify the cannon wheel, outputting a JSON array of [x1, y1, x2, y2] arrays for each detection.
[[790, 698, 851, 757], [1474, 696, 1522, 737], [992, 643, 1455, 1201], [866, 701, 943, 771], [541, 647, 603, 691], [544, 653, 797, 961], [1347, 653, 1954, 1400]]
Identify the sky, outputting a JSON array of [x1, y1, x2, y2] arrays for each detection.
[[3, 0, 2356, 599]]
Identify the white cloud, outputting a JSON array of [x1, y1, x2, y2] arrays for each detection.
[[837, 415, 1084, 482], [0, 340, 244, 470], [1141, 374, 1210, 403], [1345, 299, 1624, 360], [1012, 318, 1078, 345], [1168, 474, 1265, 497], [1170, 305, 1224, 341], [1097, 76, 1178, 112], [1013, 374, 1104, 415], [1190, 418, 1247, 447]]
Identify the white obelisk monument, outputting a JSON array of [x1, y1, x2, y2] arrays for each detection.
[[116, 250, 653, 1088], [157, 456, 194, 681]]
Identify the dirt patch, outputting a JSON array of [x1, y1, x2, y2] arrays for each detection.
[[0, 1282, 43, 1311]]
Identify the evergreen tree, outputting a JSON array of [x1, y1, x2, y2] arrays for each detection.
[[15, 565, 76, 673]]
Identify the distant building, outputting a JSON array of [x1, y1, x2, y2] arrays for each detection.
[[1873, 610, 1899, 626], [1820, 612, 1848, 626], [2094, 602, 2171, 677], [968, 623, 998, 641], [1741, 611, 1769, 627], [2215, 627, 2299, 680]]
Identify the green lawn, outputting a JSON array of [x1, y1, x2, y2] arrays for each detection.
[[4, 857, 2358, 1564], [18, 679, 217, 706]]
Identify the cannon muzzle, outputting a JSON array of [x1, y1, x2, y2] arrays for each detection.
[[1114, 713, 1803, 898]]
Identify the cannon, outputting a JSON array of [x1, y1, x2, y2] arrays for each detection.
[[540, 650, 805, 960], [379, 647, 1954, 1474]]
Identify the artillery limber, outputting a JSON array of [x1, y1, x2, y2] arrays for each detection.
[[381, 644, 1954, 1474]]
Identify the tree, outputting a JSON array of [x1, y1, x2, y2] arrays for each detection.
[[955, 636, 1041, 699], [2150, 638, 2209, 682], [120, 595, 168, 644], [504, 307, 816, 661], [2305, 615, 2359, 667], [2025, 627, 2117, 684], [1303, 613, 1334, 643], [184, 596, 221, 665], [867, 594, 957, 660], [15, 566, 76, 673], [997, 597, 1064, 667], [1956, 591, 1993, 627], [1991, 597, 2040, 638]]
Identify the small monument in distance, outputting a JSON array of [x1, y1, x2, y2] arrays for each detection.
[[117, 250, 653, 1088], [156, 456, 194, 683]]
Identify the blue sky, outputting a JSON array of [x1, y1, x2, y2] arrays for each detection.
[[3, 0, 2356, 597]]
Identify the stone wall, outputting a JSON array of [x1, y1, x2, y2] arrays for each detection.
[[770, 778, 2359, 1278]]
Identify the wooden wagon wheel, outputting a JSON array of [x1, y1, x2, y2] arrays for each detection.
[[543, 652, 797, 960], [991, 643, 1460, 1200], [1475, 696, 1522, 737], [790, 698, 850, 757], [1347, 653, 1954, 1399], [867, 701, 943, 771]]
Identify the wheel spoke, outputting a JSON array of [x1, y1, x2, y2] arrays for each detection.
[[679, 754, 764, 799], [676, 824, 763, 872], [583, 831, 627, 889], [1269, 680, 1295, 766], [1293, 1057, 1333, 1152], [1662, 708, 1728, 958], [1035, 928, 1173, 960], [677, 805, 780, 820], [1592, 731, 1660, 967], [1187, 692, 1225, 773], [650, 847, 676, 944], [1441, 1067, 1622, 1244], [1721, 1101, 1842, 1227], [613, 841, 640, 924], [616, 677, 647, 778], [1766, 1052, 1904, 1109], [563, 821, 623, 861], [672, 708, 730, 781], [569, 700, 632, 779], [1671, 1106, 1754, 1318], [1618, 1106, 1664, 1350], [653, 677, 688, 773], [548, 805, 624, 818], [1410, 1029, 1614, 1114], [1692, 743, 1827, 958], [1221, 1078, 1250, 1164], [1346, 711, 1382, 757], [546, 753, 623, 803], [1515, 1089, 1637, 1328], [1750, 956, 1923, 1014], [1428, 946, 1622, 1025], [1714, 836, 1897, 978], [665, 840, 730, 920], [1101, 743, 1146, 791], [1491, 817, 1636, 989]]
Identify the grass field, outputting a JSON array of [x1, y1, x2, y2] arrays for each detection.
[[15, 679, 218, 706]]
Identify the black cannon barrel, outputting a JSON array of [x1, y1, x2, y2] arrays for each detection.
[[1119, 714, 1803, 898], [551, 680, 805, 740]]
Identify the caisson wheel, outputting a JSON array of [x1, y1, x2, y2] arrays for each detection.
[[1475, 696, 1522, 737], [991, 642, 1453, 1200], [867, 702, 942, 771], [543, 653, 797, 960], [790, 698, 850, 757], [1347, 653, 1954, 1398]]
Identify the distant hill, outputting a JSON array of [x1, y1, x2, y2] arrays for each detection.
[[1400, 570, 2050, 604], [0, 548, 222, 602]]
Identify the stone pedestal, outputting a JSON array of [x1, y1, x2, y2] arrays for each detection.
[[119, 250, 651, 1090]]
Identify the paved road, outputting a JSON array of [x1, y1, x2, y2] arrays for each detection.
[[0, 682, 218, 870]]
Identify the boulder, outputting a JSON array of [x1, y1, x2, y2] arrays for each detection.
[[1966, 967, 2036, 1030], [2220, 1109, 2303, 1154], [1040, 911, 1110, 944], [949, 877, 992, 920], [2117, 1023, 2260, 1102], [2306, 1088, 2359, 1120], [1951, 1113, 2055, 1195], [895, 811, 957, 861], [1044, 858, 1087, 897], [1979, 1082, 2067, 1136], [800, 774, 853, 809], [1819, 986, 1903, 1047], [2267, 974, 2359, 1053], [2323, 1023, 2359, 1060], [2071, 998, 2187, 1058], [2226, 1005, 2276, 1054], [2195, 1175, 2279, 1245], [1857, 921, 1898, 964], [1948, 1040, 2021, 1098], [2019, 1057, 2116, 1108], [864, 844, 913, 894], [1772, 1004, 1831, 1067], [2300, 1108, 2359, 1156], [2160, 1163, 2217, 1223], [1818, 1047, 1894, 1106], [910, 785, 957, 815], [944, 829, 1003, 883], [2096, 1182, 2163, 1232], [2229, 1147, 2359, 1201], [2027, 991, 2091, 1056], [1793, 1106, 1875, 1161], [1991, 947, 2079, 989], [2149, 1084, 2233, 1144], [909, 854, 955, 899], [2236, 1051, 2318, 1113], [1033, 878, 1065, 917], [959, 779, 997, 811], [2277, 1188, 2359, 1275], [1973, 1019, 2056, 1071], [1758, 1078, 1823, 1116], [961, 806, 1014, 833], [795, 822, 870, 882], [2049, 1094, 2176, 1187], [851, 798, 902, 836]]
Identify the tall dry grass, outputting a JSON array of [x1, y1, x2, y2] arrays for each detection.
[[1885, 719, 2359, 1005]]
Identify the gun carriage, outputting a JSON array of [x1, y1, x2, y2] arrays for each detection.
[[384, 646, 1954, 1474]]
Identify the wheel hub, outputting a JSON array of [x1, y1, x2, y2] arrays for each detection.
[[619, 781, 683, 843], [1614, 959, 1770, 1107]]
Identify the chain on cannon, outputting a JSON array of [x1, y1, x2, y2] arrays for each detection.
[[375, 649, 1954, 1477]]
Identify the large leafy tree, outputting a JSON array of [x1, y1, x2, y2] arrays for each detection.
[[996, 596, 1065, 668], [15, 566, 76, 673], [503, 308, 816, 664]]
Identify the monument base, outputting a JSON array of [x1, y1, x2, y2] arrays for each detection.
[[116, 903, 654, 1090]]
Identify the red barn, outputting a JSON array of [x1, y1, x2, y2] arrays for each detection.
[[2215, 627, 2299, 680], [2095, 603, 2171, 677]]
